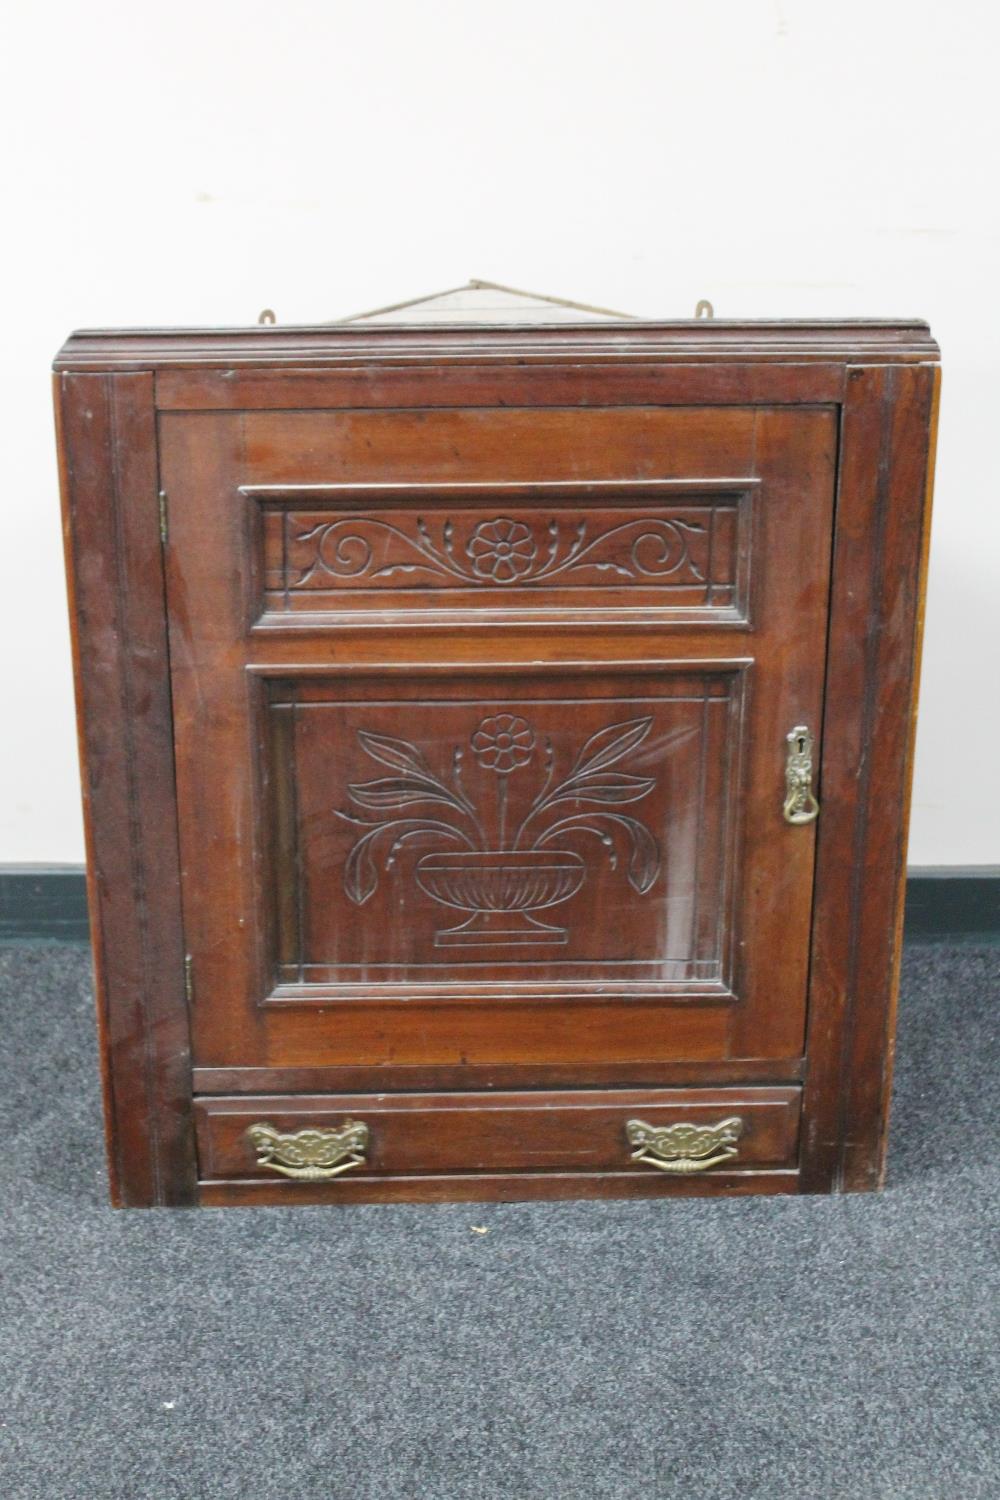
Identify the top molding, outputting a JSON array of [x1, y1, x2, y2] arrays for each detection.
[[54, 319, 940, 372]]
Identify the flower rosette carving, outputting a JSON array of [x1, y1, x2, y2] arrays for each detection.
[[465, 518, 537, 582], [470, 714, 535, 773]]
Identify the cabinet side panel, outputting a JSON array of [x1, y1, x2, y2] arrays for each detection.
[[838, 364, 939, 1190], [55, 371, 195, 1206], [801, 363, 937, 1192]]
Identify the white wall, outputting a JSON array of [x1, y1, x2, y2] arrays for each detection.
[[1, 0, 996, 865]]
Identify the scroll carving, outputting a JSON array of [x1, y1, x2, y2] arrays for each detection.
[[287, 512, 711, 590]]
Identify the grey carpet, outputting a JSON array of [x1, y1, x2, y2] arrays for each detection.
[[1, 942, 997, 1500]]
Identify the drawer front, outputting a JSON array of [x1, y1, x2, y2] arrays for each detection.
[[196, 1086, 801, 1181]]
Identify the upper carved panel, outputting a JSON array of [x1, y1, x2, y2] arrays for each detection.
[[257, 489, 751, 622]]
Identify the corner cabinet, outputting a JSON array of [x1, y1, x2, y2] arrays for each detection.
[[54, 318, 940, 1206]]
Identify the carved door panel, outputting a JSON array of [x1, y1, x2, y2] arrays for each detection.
[[160, 405, 836, 1080]]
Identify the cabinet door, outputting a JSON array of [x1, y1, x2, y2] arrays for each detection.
[[160, 405, 835, 1081]]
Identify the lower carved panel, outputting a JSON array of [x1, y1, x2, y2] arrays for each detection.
[[267, 667, 746, 1000]]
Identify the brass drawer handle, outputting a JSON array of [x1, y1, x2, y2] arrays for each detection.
[[246, 1120, 369, 1181], [626, 1116, 744, 1173], [783, 724, 820, 825]]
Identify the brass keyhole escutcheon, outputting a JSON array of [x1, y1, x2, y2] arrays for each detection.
[[783, 724, 819, 825]]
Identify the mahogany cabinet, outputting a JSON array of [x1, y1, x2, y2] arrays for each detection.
[[54, 317, 940, 1206]]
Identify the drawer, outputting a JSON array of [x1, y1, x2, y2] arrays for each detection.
[[195, 1086, 801, 1186]]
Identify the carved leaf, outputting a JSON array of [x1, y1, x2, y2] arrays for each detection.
[[357, 730, 434, 779], [369, 563, 427, 579], [618, 816, 660, 893], [531, 811, 660, 894], [347, 776, 462, 811], [342, 818, 471, 903], [549, 772, 657, 806], [344, 829, 382, 904], [569, 717, 653, 777]]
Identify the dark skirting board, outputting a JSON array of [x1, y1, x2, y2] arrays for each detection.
[[2, 866, 997, 943]]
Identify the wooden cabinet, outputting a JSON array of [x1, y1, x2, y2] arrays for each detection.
[[54, 317, 940, 1206]]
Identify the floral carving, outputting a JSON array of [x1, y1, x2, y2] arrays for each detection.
[[470, 714, 535, 773], [466, 518, 537, 581], [335, 714, 661, 946], [288, 513, 708, 590]]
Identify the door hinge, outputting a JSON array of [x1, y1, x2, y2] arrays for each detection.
[[184, 953, 194, 1005], [159, 490, 169, 545]]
